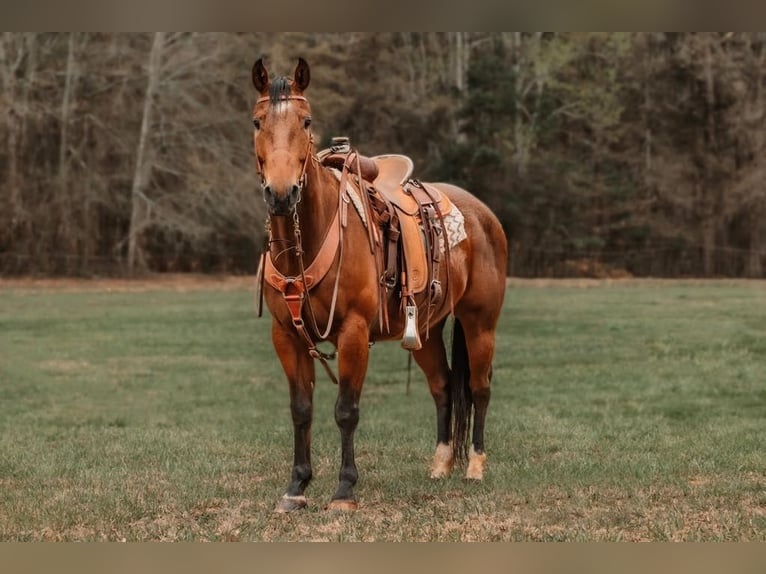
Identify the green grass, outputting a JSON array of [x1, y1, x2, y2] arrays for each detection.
[[1, 279, 765, 541]]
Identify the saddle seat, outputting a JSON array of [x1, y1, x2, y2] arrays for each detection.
[[370, 154, 452, 217], [320, 150, 453, 216]]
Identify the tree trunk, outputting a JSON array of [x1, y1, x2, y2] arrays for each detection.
[[58, 33, 78, 268], [702, 37, 718, 277], [20, 33, 37, 151], [454, 31, 465, 93], [507, 31, 546, 179], [701, 215, 716, 277], [510, 32, 527, 178], [746, 36, 765, 278], [0, 33, 21, 233], [127, 32, 164, 273], [641, 34, 654, 184], [58, 33, 76, 190], [747, 208, 764, 277]]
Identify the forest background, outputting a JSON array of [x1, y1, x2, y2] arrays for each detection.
[[2, 32, 765, 278]]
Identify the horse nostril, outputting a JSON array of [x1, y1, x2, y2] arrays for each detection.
[[263, 185, 272, 197], [290, 184, 300, 197]]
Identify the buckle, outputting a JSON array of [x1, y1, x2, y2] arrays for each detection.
[[430, 280, 443, 303]]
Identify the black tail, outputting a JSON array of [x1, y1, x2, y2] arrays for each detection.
[[449, 318, 472, 466]]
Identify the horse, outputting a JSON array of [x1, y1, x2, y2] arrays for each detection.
[[251, 58, 507, 512]]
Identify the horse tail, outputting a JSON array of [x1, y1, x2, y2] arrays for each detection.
[[449, 318, 472, 465]]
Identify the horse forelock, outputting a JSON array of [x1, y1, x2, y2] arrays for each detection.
[[269, 77, 293, 107]]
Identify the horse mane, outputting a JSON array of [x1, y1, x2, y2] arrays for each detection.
[[269, 77, 292, 105]]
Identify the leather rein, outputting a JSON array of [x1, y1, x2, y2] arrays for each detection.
[[255, 94, 349, 384]]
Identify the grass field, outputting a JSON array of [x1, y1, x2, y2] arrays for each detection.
[[1, 277, 765, 541]]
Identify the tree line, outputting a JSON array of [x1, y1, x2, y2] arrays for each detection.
[[1, 32, 765, 277]]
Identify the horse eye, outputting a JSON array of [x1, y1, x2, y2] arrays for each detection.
[[253, 118, 261, 130], [303, 117, 312, 129]]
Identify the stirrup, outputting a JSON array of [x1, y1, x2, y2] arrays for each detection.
[[402, 303, 422, 351]]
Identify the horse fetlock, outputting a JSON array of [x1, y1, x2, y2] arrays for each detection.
[[430, 442, 454, 479], [338, 467, 358, 486], [291, 463, 312, 485], [465, 446, 487, 481]]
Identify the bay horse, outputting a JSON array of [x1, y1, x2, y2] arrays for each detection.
[[251, 58, 507, 512]]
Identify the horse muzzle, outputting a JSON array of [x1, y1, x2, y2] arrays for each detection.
[[263, 183, 301, 216]]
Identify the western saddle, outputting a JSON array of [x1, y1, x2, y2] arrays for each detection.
[[318, 137, 454, 350]]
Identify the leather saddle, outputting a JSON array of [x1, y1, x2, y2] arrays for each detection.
[[321, 149, 453, 296], [370, 155, 452, 294]]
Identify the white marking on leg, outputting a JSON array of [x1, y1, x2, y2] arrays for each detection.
[[430, 442, 454, 479], [465, 445, 487, 480]]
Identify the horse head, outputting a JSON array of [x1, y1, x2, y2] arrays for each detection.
[[251, 57, 313, 216]]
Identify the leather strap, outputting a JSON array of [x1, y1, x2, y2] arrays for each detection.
[[401, 180, 455, 340], [262, 178, 344, 385], [263, 209, 340, 292], [279, 278, 339, 386], [417, 181, 454, 317], [256, 95, 308, 104]]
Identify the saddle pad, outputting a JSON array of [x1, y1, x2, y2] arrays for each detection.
[[328, 168, 368, 229], [440, 204, 467, 253]]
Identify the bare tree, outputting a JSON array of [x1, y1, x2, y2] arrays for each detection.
[[0, 33, 24, 237], [127, 32, 164, 273]]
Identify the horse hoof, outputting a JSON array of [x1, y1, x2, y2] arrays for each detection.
[[275, 495, 307, 513], [327, 499, 358, 511], [465, 446, 487, 481]]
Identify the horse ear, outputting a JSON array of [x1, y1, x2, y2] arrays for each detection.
[[294, 57, 310, 92], [252, 58, 269, 94]]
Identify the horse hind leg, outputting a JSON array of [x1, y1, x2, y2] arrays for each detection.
[[453, 314, 499, 481], [412, 320, 454, 479]]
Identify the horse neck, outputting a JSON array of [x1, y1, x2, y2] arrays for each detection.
[[267, 160, 339, 276]]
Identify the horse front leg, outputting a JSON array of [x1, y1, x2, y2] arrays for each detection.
[[272, 320, 316, 513], [328, 314, 370, 511]]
